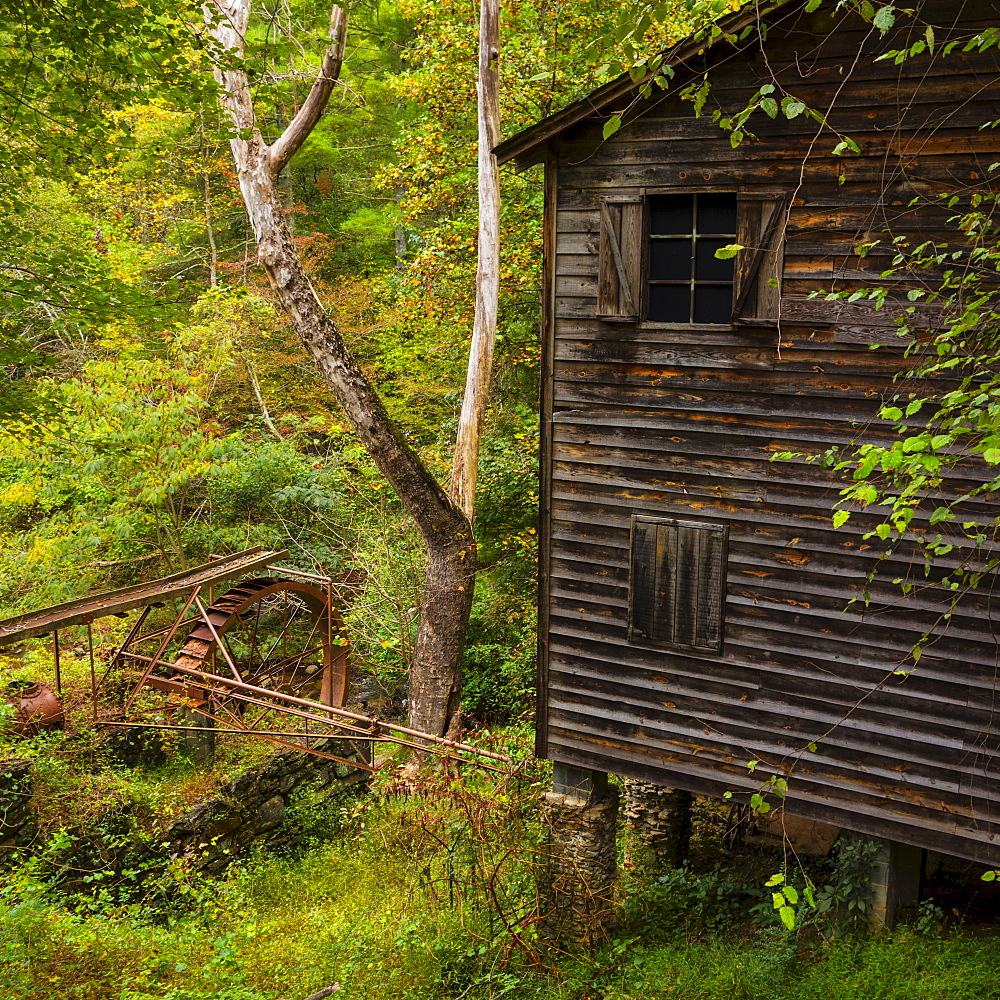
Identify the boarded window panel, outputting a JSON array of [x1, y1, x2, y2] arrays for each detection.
[[630, 518, 659, 639], [598, 196, 643, 321], [629, 516, 729, 653]]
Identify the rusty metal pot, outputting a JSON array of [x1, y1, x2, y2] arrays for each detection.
[[3, 680, 64, 736]]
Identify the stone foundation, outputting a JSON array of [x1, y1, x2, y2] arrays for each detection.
[[623, 780, 692, 871], [868, 837, 922, 929], [537, 766, 619, 952]]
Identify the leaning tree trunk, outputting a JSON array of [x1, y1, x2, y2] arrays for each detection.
[[207, 0, 474, 737]]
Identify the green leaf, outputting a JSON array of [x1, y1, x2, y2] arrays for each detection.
[[603, 115, 622, 140], [779, 905, 796, 930], [760, 96, 778, 118], [832, 510, 851, 528], [714, 243, 744, 259], [873, 5, 896, 31]]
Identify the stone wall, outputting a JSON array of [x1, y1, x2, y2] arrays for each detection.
[[623, 780, 692, 872], [0, 738, 369, 886], [0, 758, 35, 853], [165, 739, 368, 874]]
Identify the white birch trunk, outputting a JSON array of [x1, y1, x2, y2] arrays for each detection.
[[449, 0, 501, 520]]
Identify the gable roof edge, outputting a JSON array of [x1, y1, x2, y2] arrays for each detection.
[[494, 0, 799, 170]]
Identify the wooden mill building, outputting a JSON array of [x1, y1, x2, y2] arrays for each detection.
[[497, 0, 1000, 867]]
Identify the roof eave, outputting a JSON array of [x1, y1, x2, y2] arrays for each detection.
[[493, 0, 797, 170]]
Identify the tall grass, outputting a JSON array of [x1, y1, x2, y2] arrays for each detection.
[[2, 770, 999, 1000]]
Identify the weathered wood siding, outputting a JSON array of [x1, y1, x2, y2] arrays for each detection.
[[539, 0, 1000, 864]]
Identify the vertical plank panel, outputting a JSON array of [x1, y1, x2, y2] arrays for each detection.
[[620, 200, 644, 316], [629, 517, 658, 640]]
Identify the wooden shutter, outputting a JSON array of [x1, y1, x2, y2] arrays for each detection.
[[629, 515, 729, 652], [732, 194, 789, 325], [597, 196, 643, 322]]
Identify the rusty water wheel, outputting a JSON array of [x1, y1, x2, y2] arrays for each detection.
[[170, 576, 350, 713]]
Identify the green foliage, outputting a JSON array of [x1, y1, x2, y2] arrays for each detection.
[[3, 768, 1000, 1000], [626, 865, 751, 940], [771, 185, 1000, 668]]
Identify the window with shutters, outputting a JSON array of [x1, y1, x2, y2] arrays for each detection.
[[597, 191, 788, 327], [629, 515, 729, 653]]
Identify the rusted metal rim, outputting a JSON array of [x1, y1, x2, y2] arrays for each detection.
[[172, 577, 350, 707]]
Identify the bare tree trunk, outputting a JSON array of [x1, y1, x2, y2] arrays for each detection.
[[206, 0, 474, 737], [449, 0, 501, 520], [202, 172, 218, 286], [244, 355, 280, 437]]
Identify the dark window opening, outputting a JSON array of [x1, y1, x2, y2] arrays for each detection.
[[629, 515, 729, 652], [647, 193, 737, 324]]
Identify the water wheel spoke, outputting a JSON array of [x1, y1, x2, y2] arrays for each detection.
[[167, 576, 350, 737], [244, 600, 265, 680]]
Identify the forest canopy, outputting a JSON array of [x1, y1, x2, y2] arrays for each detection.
[[0, 0, 690, 721]]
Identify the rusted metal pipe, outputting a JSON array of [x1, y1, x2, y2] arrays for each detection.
[[270, 565, 335, 585], [87, 621, 96, 722], [125, 655, 510, 762], [93, 721, 377, 772], [53, 630, 61, 697]]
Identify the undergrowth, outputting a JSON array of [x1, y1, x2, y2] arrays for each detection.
[[2, 763, 999, 1000]]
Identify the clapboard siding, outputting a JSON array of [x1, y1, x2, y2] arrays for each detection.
[[528, 0, 1000, 864]]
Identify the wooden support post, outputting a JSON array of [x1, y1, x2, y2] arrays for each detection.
[[176, 706, 216, 766], [869, 838, 923, 929], [538, 763, 618, 952], [52, 630, 61, 697]]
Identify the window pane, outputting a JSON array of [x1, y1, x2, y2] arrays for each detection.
[[695, 238, 736, 282], [696, 193, 737, 235], [650, 194, 693, 236], [648, 284, 690, 323], [649, 238, 693, 281], [693, 284, 732, 324]]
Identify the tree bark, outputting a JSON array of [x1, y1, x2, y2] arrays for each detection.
[[206, 0, 474, 737], [449, 0, 501, 519]]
